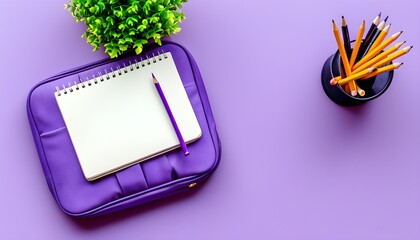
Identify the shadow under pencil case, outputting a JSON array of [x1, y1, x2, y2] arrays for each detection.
[[26, 41, 221, 217]]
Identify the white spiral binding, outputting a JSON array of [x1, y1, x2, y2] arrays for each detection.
[[55, 50, 168, 96]]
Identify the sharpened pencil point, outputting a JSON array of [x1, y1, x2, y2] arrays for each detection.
[[378, 12, 382, 17], [392, 31, 403, 38], [394, 62, 403, 68], [151, 73, 158, 83], [332, 20, 338, 30], [384, 16, 389, 22], [341, 16, 347, 26]]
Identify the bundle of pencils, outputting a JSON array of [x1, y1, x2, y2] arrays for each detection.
[[329, 13, 412, 96]]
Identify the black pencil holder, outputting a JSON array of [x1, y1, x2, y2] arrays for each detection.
[[321, 51, 393, 106]]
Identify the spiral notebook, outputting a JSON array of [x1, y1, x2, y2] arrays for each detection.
[[54, 52, 202, 181]]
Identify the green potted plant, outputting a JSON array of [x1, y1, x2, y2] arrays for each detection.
[[65, 0, 188, 58]]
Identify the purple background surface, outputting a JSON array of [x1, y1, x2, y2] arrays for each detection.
[[1, 0, 420, 239]]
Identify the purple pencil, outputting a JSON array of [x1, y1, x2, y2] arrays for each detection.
[[152, 73, 189, 156]]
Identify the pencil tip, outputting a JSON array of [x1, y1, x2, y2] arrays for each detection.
[[378, 12, 382, 17], [151, 73, 158, 83], [341, 16, 346, 25], [384, 16, 389, 22], [404, 46, 413, 52], [394, 31, 403, 38], [394, 62, 403, 68], [332, 19, 337, 28]]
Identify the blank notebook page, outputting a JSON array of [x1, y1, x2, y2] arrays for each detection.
[[55, 52, 201, 181]]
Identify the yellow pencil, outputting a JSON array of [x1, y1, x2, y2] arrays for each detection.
[[361, 62, 403, 79], [366, 46, 412, 70], [332, 20, 357, 96], [352, 31, 403, 70], [330, 67, 377, 86], [349, 20, 365, 68], [357, 85, 366, 96], [352, 41, 405, 74], [367, 24, 391, 53]]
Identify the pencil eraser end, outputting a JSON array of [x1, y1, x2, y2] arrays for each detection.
[[351, 90, 357, 96], [330, 78, 337, 85]]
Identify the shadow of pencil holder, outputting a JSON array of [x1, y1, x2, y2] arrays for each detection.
[[321, 50, 393, 106]]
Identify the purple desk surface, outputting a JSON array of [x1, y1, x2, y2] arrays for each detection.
[[1, 0, 420, 239]]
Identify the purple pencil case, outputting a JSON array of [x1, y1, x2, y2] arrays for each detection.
[[26, 41, 221, 217]]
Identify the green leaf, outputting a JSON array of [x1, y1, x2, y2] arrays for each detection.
[[124, 37, 133, 43], [112, 32, 121, 38], [133, 39, 148, 50], [157, 4, 165, 11], [118, 23, 126, 30], [119, 44, 128, 51], [137, 25, 146, 32], [97, 2, 106, 11], [135, 46, 143, 54], [172, 26, 181, 34], [126, 17, 138, 26], [106, 16, 115, 25]]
